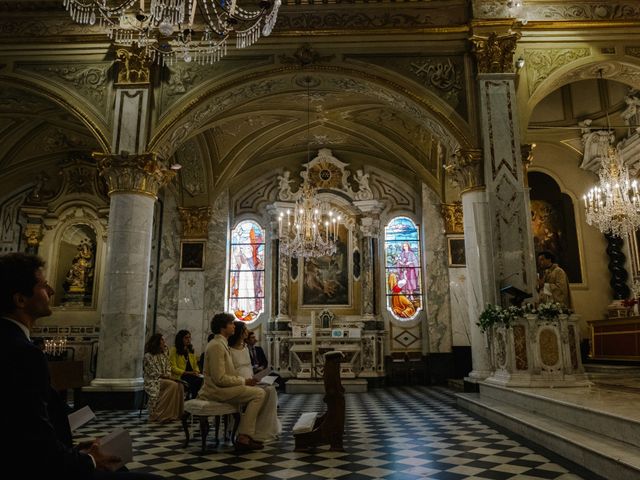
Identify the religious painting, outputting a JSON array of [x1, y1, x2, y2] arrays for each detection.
[[302, 225, 349, 306], [228, 220, 265, 322], [448, 236, 466, 267], [180, 240, 205, 270], [529, 172, 582, 283], [384, 216, 423, 320]]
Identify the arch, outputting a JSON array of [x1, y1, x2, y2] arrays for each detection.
[[522, 57, 640, 129], [0, 76, 110, 153], [149, 65, 474, 163]]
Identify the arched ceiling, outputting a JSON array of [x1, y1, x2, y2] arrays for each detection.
[[0, 85, 99, 183]]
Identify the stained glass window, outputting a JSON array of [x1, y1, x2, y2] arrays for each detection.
[[384, 216, 422, 320], [228, 220, 265, 322]]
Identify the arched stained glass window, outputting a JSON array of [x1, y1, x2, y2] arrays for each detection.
[[384, 216, 422, 320], [228, 220, 265, 322]]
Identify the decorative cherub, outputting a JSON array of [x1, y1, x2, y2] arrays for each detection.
[[277, 171, 295, 200], [353, 169, 373, 200]]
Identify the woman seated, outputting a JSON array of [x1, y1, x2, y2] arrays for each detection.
[[228, 321, 281, 443], [169, 329, 203, 398], [388, 272, 416, 318], [143, 333, 184, 423]]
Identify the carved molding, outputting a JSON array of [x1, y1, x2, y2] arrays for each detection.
[[115, 45, 151, 86], [178, 206, 212, 239], [94, 152, 176, 199], [175, 139, 206, 196], [474, 1, 640, 20], [279, 44, 335, 67], [445, 148, 484, 192], [441, 202, 464, 234], [525, 48, 591, 95], [544, 61, 640, 93], [471, 32, 520, 74], [23, 223, 43, 248], [626, 47, 640, 59]]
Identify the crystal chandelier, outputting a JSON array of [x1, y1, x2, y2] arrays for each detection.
[[62, 0, 281, 64], [583, 146, 640, 238], [277, 76, 342, 258]]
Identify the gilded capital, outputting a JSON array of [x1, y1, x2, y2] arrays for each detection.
[[94, 152, 176, 199], [178, 206, 212, 239], [471, 31, 521, 74], [441, 202, 464, 234], [24, 223, 44, 248], [115, 44, 151, 86], [445, 148, 484, 192]]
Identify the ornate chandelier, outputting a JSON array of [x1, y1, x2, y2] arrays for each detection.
[[62, 0, 281, 64], [277, 76, 342, 258], [278, 184, 341, 258], [583, 146, 640, 238]]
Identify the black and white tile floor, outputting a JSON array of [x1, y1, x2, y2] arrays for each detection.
[[76, 386, 599, 479]]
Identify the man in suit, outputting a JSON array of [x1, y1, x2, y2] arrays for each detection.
[[246, 331, 268, 373], [0, 252, 159, 479], [198, 312, 265, 452]]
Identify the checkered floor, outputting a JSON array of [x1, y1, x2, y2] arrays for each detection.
[[76, 386, 599, 479]]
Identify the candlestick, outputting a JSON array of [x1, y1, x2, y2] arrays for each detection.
[[311, 310, 316, 377]]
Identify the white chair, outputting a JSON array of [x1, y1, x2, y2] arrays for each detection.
[[182, 399, 240, 453]]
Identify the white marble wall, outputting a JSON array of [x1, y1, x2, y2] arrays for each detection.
[[94, 193, 155, 386], [201, 192, 229, 350], [422, 184, 453, 353], [463, 183, 496, 379], [155, 193, 181, 339], [449, 267, 471, 346]]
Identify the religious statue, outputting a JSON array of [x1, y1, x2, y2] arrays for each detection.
[[28, 172, 50, 202], [277, 171, 295, 201], [64, 240, 95, 296], [579, 119, 614, 173], [621, 90, 640, 134], [353, 169, 373, 200]]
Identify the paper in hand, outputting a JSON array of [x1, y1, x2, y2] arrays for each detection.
[[100, 427, 133, 470], [68, 405, 96, 432], [259, 375, 278, 386]]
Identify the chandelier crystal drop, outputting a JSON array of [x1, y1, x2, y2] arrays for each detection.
[[583, 146, 640, 238], [278, 184, 342, 258], [62, 0, 281, 65]]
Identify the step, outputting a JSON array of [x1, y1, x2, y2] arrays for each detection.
[[457, 392, 640, 480], [285, 379, 367, 393], [477, 382, 640, 447], [584, 364, 640, 376]]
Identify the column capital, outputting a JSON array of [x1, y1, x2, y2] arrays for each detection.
[[115, 44, 152, 86], [178, 206, 212, 239], [359, 215, 380, 238], [24, 223, 44, 249], [445, 148, 484, 193], [441, 202, 464, 235], [521, 143, 535, 170], [93, 152, 176, 199], [470, 30, 521, 74]]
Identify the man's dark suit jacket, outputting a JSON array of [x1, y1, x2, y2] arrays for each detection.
[[1, 318, 95, 478], [250, 345, 268, 370]]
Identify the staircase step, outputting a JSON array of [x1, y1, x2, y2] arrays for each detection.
[[457, 392, 640, 480]]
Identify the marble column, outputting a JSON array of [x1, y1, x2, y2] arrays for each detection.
[[355, 200, 383, 321], [89, 153, 175, 397], [267, 202, 292, 322]]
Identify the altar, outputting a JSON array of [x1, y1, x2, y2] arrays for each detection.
[[266, 317, 386, 384]]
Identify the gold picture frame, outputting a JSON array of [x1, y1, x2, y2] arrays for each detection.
[[447, 236, 466, 267], [180, 240, 205, 270]]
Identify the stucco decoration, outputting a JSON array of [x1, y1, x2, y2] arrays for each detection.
[[542, 61, 640, 97], [524, 48, 591, 95], [174, 138, 206, 196], [474, 0, 640, 20]]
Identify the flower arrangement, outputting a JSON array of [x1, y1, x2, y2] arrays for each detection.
[[522, 301, 570, 320], [477, 304, 522, 333]]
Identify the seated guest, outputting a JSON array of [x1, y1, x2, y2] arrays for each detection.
[[198, 333, 215, 373], [144, 333, 184, 423], [229, 322, 281, 443], [199, 313, 265, 452], [1, 252, 160, 479], [246, 331, 268, 374], [169, 329, 202, 398]]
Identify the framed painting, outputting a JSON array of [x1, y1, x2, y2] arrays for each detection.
[[447, 236, 466, 267], [301, 225, 350, 306], [180, 240, 205, 270]]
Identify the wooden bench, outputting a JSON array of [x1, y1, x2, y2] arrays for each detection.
[[181, 399, 239, 453]]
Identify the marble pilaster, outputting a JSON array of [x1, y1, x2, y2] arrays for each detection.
[[356, 204, 382, 319], [422, 184, 452, 353], [203, 192, 229, 331], [449, 268, 470, 346]]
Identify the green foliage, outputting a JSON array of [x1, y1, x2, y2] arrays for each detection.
[[477, 304, 522, 333]]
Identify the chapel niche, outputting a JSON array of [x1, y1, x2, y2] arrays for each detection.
[[54, 223, 97, 307]]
